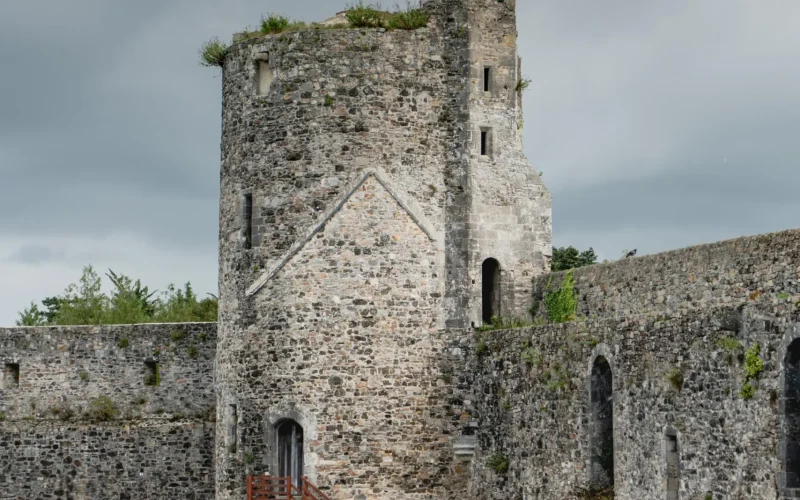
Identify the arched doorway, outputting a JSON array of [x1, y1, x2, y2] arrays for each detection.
[[589, 355, 614, 489], [276, 419, 304, 488], [784, 339, 800, 488], [482, 258, 501, 323]]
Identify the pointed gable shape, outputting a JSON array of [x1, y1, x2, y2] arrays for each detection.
[[246, 168, 441, 297]]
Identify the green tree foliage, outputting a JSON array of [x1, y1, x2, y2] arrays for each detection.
[[15, 265, 217, 326], [551, 246, 598, 272]]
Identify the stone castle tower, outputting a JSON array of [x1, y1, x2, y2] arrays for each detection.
[[216, 0, 551, 497]]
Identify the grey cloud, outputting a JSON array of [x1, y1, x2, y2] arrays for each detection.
[[1, 0, 797, 294], [4, 245, 66, 266]]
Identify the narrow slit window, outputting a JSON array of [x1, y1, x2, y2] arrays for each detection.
[[227, 405, 238, 454], [3, 363, 19, 388], [144, 360, 160, 386], [243, 193, 253, 249], [480, 129, 491, 156], [664, 428, 680, 500], [784, 338, 800, 488], [590, 356, 614, 490], [483, 67, 491, 92]]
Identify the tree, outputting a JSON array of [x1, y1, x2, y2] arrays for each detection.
[[14, 265, 218, 326], [551, 246, 598, 272], [16, 302, 46, 326]]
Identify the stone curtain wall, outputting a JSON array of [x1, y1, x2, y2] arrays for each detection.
[[463, 304, 797, 500], [0, 420, 215, 500], [533, 229, 800, 321], [458, 229, 800, 499], [0, 323, 217, 500]]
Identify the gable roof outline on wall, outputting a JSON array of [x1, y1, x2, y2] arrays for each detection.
[[246, 167, 441, 297]]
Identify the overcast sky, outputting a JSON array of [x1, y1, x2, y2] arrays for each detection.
[[1, 0, 799, 326]]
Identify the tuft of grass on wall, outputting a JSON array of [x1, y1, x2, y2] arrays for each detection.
[[346, 2, 389, 28], [516, 77, 531, 94], [199, 38, 228, 67], [387, 6, 429, 30], [485, 453, 509, 474], [260, 14, 306, 34]]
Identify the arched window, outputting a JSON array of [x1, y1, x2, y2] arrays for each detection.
[[784, 339, 800, 488], [664, 427, 679, 499], [589, 356, 614, 489], [276, 419, 304, 488], [482, 258, 501, 323]]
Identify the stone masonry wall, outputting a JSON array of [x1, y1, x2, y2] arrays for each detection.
[[458, 229, 800, 500], [215, 1, 551, 498], [533, 229, 800, 321], [218, 175, 469, 499], [463, 303, 798, 500], [0, 323, 217, 500]]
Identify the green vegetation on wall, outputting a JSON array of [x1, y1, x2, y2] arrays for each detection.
[[200, 3, 429, 68], [545, 270, 578, 323], [485, 454, 509, 474]]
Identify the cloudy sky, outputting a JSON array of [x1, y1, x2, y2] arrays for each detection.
[[1, 0, 799, 326]]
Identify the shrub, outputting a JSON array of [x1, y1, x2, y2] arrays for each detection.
[[346, 2, 388, 28], [171, 329, 186, 342], [324, 94, 334, 107], [387, 7, 429, 30], [0, 411, 5, 422], [475, 338, 488, 356], [86, 395, 118, 421], [744, 343, 764, 380], [741, 382, 755, 400], [79, 371, 89, 382], [545, 270, 578, 323], [187, 344, 199, 358], [199, 38, 228, 67], [486, 453, 509, 474], [118, 337, 129, 349]]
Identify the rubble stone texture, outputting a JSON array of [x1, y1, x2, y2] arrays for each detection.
[[216, 0, 549, 498], [2, 0, 799, 499]]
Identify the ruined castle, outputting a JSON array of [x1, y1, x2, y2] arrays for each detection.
[[2, 1, 799, 499]]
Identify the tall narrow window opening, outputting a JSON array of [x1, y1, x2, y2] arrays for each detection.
[[480, 130, 489, 156], [2, 363, 19, 389], [243, 193, 253, 250], [276, 419, 304, 488], [483, 67, 491, 92], [227, 405, 238, 454], [482, 258, 501, 323], [590, 356, 614, 490], [664, 427, 680, 500], [257, 59, 273, 95], [784, 339, 800, 487]]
